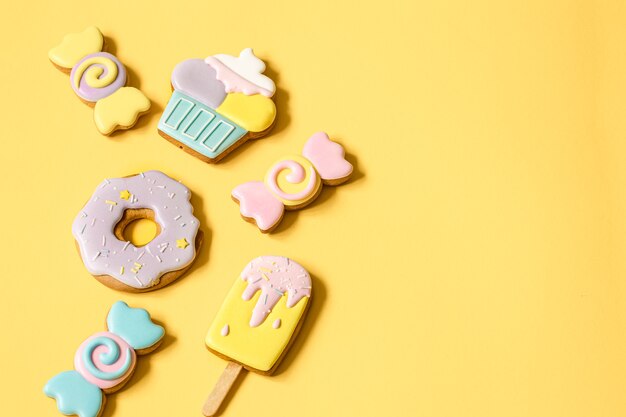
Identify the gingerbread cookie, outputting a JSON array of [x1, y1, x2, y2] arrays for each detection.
[[44, 301, 165, 417], [202, 256, 312, 416], [158, 48, 277, 163], [71, 171, 202, 292], [232, 132, 353, 232], [49, 26, 151, 135]]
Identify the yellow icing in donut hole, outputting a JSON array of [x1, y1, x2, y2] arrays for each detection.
[[264, 155, 321, 207], [73, 56, 118, 89], [122, 219, 159, 247]]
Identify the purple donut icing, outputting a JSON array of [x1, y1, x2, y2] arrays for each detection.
[[171, 59, 227, 109], [70, 52, 127, 102], [71, 171, 200, 290]]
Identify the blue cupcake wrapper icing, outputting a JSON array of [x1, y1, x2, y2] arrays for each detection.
[[158, 90, 248, 159]]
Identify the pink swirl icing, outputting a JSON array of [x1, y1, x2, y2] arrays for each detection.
[[241, 256, 312, 327], [266, 160, 318, 201], [74, 332, 136, 390]]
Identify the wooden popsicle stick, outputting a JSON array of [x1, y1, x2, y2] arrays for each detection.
[[202, 362, 244, 416]]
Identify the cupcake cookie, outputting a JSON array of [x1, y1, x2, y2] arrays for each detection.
[[158, 48, 277, 163]]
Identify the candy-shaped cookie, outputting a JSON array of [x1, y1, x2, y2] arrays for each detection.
[[232, 132, 353, 232], [49, 26, 151, 135], [203, 256, 312, 416], [158, 48, 277, 163], [72, 171, 203, 292], [44, 301, 165, 417]]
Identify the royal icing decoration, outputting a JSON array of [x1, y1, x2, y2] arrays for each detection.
[[206, 256, 312, 372], [44, 302, 164, 417], [158, 48, 277, 162], [71, 170, 200, 290], [49, 26, 150, 135], [232, 132, 353, 232]]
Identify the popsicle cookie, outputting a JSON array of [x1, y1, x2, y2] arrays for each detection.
[[158, 48, 277, 163], [44, 301, 165, 417], [203, 256, 312, 416], [72, 171, 203, 292], [48, 26, 151, 135]]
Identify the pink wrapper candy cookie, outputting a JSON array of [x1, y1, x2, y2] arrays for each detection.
[[232, 132, 353, 232]]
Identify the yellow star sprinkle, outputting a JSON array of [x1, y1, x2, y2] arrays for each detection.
[[176, 238, 189, 249], [119, 190, 131, 200]]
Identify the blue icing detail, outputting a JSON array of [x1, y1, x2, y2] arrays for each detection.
[[82, 336, 132, 380], [44, 371, 102, 417], [107, 301, 165, 350], [158, 90, 247, 159]]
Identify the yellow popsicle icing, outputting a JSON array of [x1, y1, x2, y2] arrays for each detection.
[[205, 256, 311, 373]]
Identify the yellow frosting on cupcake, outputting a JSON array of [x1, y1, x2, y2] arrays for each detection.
[[216, 93, 276, 133]]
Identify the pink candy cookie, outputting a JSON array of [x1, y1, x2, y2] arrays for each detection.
[[232, 132, 353, 232]]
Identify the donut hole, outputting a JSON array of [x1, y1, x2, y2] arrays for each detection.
[[114, 208, 161, 247]]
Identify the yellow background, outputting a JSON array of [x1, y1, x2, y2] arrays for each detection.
[[1, 1, 625, 416]]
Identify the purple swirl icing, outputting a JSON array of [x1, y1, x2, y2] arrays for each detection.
[[171, 59, 227, 109], [70, 52, 126, 102]]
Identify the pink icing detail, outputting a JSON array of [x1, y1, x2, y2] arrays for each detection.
[[266, 160, 318, 201], [232, 181, 284, 232], [221, 324, 229, 336], [74, 332, 136, 390], [205, 57, 273, 97], [302, 132, 353, 181], [273, 319, 281, 329], [240, 256, 311, 327]]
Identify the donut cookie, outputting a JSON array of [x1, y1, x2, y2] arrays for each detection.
[[232, 132, 353, 232], [44, 301, 165, 417], [49, 26, 151, 135], [158, 48, 277, 163], [202, 256, 312, 416], [72, 171, 202, 292]]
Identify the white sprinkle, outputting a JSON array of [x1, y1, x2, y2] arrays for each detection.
[[81, 212, 88, 218], [164, 206, 168, 209], [91, 218, 96, 226], [156, 255, 162, 263], [176, 258, 180, 262], [137, 252, 145, 260], [174, 215, 182, 220], [140, 172, 145, 178], [80, 224, 86, 234], [156, 185, 166, 189], [168, 192, 175, 199], [102, 235, 106, 246], [181, 223, 186, 227], [108, 205, 113, 212], [134, 276, 143, 286], [92, 252, 101, 261], [123, 241, 131, 251]]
